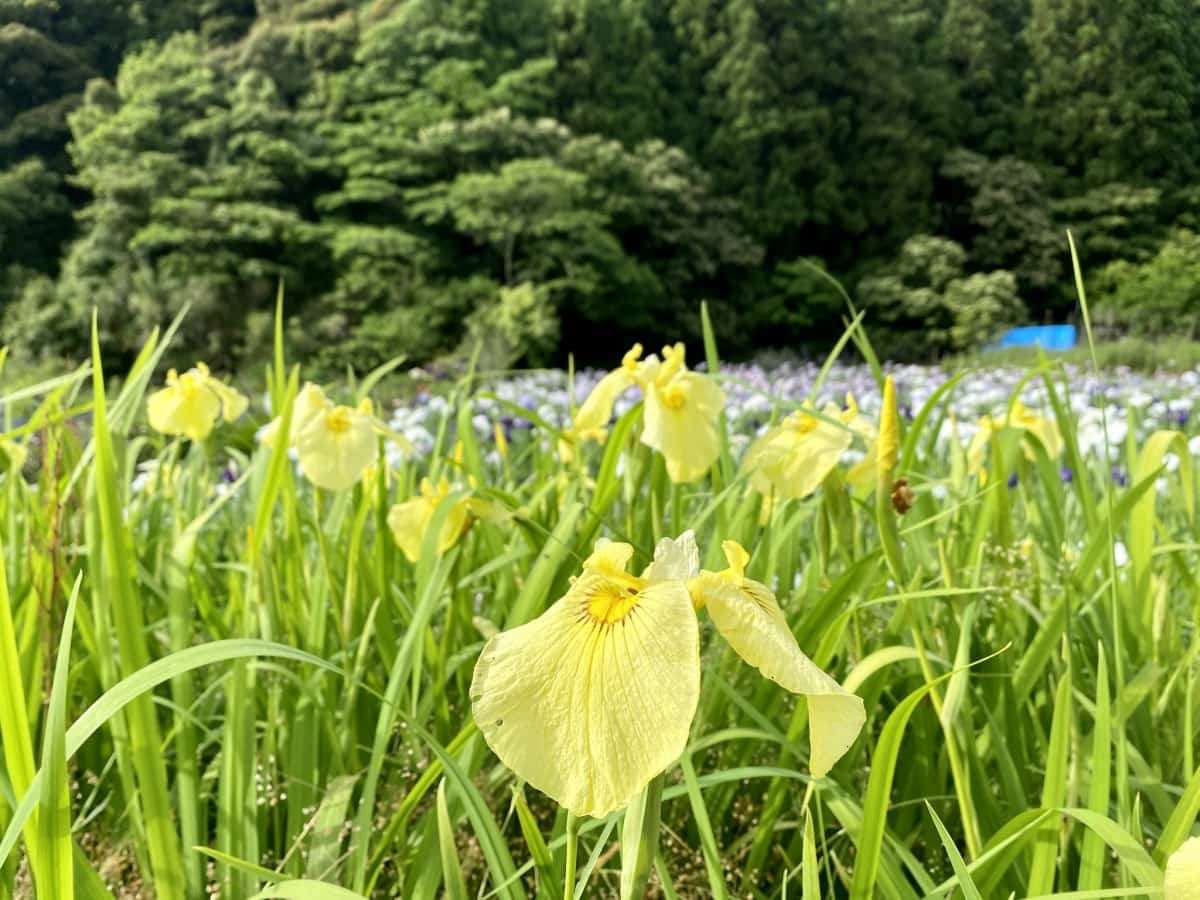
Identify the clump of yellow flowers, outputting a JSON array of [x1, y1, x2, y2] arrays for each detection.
[[260, 382, 383, 491], [1167, 836, 1200, 900], [147, 362, 248, 441], [471, 531, 865, 818], [561, 343, 725, 483]]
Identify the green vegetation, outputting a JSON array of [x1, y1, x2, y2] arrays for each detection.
[[5, 0, 1200, 371], [1, 307, 1199, 898]]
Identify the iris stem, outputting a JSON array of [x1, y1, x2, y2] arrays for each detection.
[[563, 812, 579, 900]]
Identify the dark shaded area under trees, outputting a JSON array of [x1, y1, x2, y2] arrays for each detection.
[[2, 0, 1199, 373]]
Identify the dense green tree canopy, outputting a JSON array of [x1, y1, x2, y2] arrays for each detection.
[[2, 0, 1199, 369]]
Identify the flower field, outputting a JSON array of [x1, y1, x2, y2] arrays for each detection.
[[2, 309, 1200, 899]]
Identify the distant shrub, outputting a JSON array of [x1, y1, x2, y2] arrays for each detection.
[[1096, 229, 1200, 338], [859, 234, 1025, 357], [460, 281, 559, 371]]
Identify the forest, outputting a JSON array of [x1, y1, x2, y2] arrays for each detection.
[[2, 0, 1199, 373]]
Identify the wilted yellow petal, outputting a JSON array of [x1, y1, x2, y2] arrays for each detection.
[[295, 404, 377, 491], [642, 370, 725, 483], [1166, 836, 1200, 900], [472, 567, 700, 818], [688, 541, 865, 776], [742, 403, 852, 500]]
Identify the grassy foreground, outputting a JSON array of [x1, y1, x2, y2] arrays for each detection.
[[0, 305, 1198, 900]]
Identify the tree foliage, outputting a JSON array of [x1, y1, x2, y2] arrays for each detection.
[[2, 0, 1199, 368]]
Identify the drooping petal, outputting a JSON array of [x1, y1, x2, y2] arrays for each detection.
[[295, 405, 377, 491], [1166, 836, 1200, 900], [641, 531, 700, 583], [472, 572, 700, 818], [688, 542, 865, 777], [642, 371, 725, 483], [573, 368, 635, 441]]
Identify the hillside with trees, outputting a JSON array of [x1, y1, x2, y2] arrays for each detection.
[[3, 0, 1199, 372]]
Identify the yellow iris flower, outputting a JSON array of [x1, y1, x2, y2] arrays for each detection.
[[1167, 836, 1200, 900], [387, 476, 473, 562], [561, 343, 725, 483], [743, 400, 859, 500], [471, 532, 865, 818], [147, 362, 247, 441], [966, 399, 1063, 478], [261, 385, 384, 491], [295, 399, 379, 492], [640, 344, 726, 483]]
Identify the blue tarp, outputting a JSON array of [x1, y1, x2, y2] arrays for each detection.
[[992, 324, 1077, 351]]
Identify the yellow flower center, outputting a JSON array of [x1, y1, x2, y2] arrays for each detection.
[[792, 413, 818, 434], [662, 384, 688, 410], [177, 372, 205, 399], [325, 407, 353, 434], [586, 582, 641, 624]]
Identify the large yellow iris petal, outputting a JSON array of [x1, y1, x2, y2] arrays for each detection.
[[743, 403, 852, 500], [689, 542, 865, 777], [642, 370, 725, 483], [1166, 836, 1200, 900], [295, 405, 377, 491], [472, 573, 700, 818]]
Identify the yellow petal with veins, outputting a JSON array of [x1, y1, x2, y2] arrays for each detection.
[[472, 554, 700, 818]]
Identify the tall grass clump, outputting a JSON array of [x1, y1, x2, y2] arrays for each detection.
[[0, 290, 1198, 899]]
